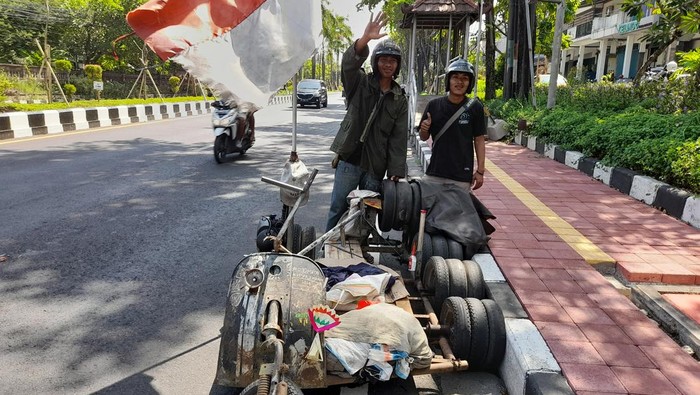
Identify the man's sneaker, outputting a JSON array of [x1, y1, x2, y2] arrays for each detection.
[[234, 138, 243, 148]]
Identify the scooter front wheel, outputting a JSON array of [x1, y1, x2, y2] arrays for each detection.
[[214, 134, 227, 164]]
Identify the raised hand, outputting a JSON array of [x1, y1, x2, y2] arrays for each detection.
[[363, 11, 388, 41]]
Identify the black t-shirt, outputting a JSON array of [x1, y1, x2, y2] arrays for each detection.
[[421, 96, 486, 182]]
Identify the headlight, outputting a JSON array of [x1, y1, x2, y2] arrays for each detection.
[[213, 112, 236, 126]]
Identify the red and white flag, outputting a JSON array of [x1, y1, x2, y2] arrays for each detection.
[[126, 0, 322, 109]]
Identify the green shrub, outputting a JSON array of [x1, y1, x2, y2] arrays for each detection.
[[84, 64, 103, 82], [54, 59, 73, 74], [101, 80, 132, 99], [618, 138, 680, 182], [63, 83, 76, 100], [0, 71, 11, 100], [531, 107, 599, 151], [169, 76, 181, 94], [670, 138, 700, 193]]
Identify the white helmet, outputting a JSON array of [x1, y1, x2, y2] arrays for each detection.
[[666, 60, 678, 72]]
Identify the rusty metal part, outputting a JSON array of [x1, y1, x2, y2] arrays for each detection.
[[256, 373, 270, 395], [215, 253, 327, 389], [244, 268, 265, 290], [276, 381, 289, 395], [420, 294, 457, 361], [424, 323, 451, 337]]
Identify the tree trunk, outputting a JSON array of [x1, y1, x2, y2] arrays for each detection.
[[485, 3, 496, 100]]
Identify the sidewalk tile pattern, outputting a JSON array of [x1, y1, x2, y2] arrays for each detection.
[[477, 142, 700, 394]]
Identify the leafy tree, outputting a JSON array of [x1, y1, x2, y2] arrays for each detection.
[[321, 0, 353, 88], [84, 63, 102, 99], [168, 76, 180, 95], [63, 82, 76, 100], [54, 59, 72, 73], [0, 0, 71, 63], [677, 48, 700, 84], [622, 0, 700, 84]]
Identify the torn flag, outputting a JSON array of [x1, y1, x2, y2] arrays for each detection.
[[126, 0, 322, 108]]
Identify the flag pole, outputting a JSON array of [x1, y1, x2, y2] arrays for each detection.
[[291, 73, 298, 161]]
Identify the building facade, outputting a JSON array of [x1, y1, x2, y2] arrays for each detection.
[[561, 0, 700, 81]]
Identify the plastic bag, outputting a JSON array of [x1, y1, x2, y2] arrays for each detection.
[[280, 160, 309, 207]]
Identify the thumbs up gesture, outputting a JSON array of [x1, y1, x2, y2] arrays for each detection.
[[420, 112, 432, 135]]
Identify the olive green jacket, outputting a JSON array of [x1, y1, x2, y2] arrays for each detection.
[[330, 41, 408, 179]]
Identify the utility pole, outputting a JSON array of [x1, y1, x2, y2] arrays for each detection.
[[503, 0, 516, 99], [547, 0, 566, 109], [523, 0, 537, 106]]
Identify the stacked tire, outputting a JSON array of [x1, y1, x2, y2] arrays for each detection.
[[412, 233, 480, 278], [379, 179, 422, 234], [421, 255, 506, 372]]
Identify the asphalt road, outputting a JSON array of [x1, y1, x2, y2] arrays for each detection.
[[0, 95, 342, 394]]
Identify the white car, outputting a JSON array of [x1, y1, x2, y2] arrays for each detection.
[[536, 74, 568, 86]]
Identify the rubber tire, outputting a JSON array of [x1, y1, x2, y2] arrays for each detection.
[[446, 258, 468, 298], [465, 297, 490, 370], [440, 297, 472, 360], [316, 99, 321, 109], [241, 379, 303, 395], [431, 233, 449, 259], [463, 260, 486, 299], [290, 223, 303, 253], [409, 181, 422, 235], [393, 181, 412, 231], [422, 256, 450, 315], [301, 226, 317, 260], [415, 232, 433, 280], [214, 134, 227, 163], [447, 237, 464, 260], [379, 179, 396, 232], [481, 299, 507, 372]]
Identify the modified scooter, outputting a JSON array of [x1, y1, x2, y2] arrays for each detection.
[[212, 100, 253, 163]]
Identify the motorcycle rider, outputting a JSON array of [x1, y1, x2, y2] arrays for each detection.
[[234, 110, 255, 148]]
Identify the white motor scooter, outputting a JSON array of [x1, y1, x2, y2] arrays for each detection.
[[211, 100, 253, 163]]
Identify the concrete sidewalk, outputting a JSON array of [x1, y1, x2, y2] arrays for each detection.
[[408, 108, 700, 393]]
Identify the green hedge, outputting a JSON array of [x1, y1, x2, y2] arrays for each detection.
[[488, 80, 700, 194]]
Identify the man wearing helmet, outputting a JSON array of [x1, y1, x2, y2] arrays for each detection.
[[326, 12, 408, 231], [418, 57, 486, 191]]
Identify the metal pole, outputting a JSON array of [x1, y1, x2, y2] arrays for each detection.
[[474, 0, 485, 97], [548, 0, 566, 109], [504, 0, 516, 99], [463, 17, 470, 58], [446, 15, 453, 70], [523, 0, 537, 107], [409, 17, 418, 134], [292, 74, 298, 152]]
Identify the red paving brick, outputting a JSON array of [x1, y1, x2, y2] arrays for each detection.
[[477, 142, 700, 394], [663, 369, 700, 395], [612, 366, 681, 394], [662, 294, 700, 323], [559, 363, 627, 393]]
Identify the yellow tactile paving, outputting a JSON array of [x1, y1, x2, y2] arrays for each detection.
[[485, 158, 615, 265]]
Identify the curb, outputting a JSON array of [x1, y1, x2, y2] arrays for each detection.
[[0, 94, 294, 141], [494, 131, 698, 230], [631, 284, 700, 357], [0, 102, 212, 140], [409, 135, 575, 395]]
